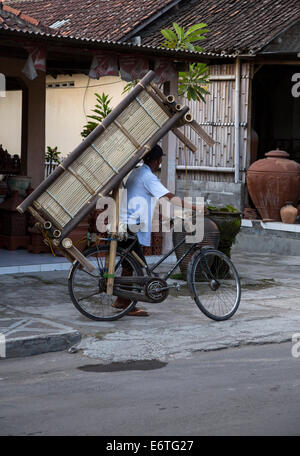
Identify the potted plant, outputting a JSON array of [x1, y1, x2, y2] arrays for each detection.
[[207, 205, 242, 258], [45, 146, 62, 178], [46, 146, 61, 166]]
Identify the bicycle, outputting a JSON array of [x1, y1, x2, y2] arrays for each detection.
[[68, 219, 241, 322]]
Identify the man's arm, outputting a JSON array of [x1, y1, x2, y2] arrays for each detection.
[[162, 192, 208, 215]]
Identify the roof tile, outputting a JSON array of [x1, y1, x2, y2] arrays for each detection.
[[3, 4, 21, 16], [138, 0, 300, 53], [0, 2, 53, 33], [4, 0, 175, 40], [3, 0, 298, 55], [20, 12, 39, 26]]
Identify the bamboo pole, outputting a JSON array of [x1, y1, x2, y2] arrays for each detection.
[[234, 57, 241, 183], [106, 185, 121, 295], [28, 206, 94, 271], [176, 165, 234, 172], [149, 82, 177, 111], [65, 245, 95, 272], [145, 86, 197, 153], [188, 120, 216, 148], [171, 128, 197, 153]]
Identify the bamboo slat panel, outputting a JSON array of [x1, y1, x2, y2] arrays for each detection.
[[177, 63, 252, 183], [34, 89, 169, 229]]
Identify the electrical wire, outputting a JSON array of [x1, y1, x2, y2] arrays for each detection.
[[83, 78, 122, 120], [47, 79, 124, 89], [47, 77, 124, 121], [82, 76, 91, 121]]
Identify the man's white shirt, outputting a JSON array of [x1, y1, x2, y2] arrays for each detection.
[[120, 164, 169, 246]]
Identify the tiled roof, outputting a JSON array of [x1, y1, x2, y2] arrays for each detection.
[[0, 2, 52, 34], [137, 0, 300, 54], [4, 0, 176, 40], [0, 2, 233, 62], [4, 0, 300, 54]]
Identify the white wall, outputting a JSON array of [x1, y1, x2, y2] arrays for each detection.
[[0, 90, 22, 156], [46, 74, 127, 157], [0, 74, 127, 159]]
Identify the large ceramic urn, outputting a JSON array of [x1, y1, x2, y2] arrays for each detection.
[[246, 149, 300, 222]]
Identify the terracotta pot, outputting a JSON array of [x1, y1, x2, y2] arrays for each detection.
[[246, 149, 300, 222], [280, 202, 298, 224]]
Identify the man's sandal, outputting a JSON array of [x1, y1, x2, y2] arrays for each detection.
[[127, 307, 149, 317], [112, 302, 149, 317]]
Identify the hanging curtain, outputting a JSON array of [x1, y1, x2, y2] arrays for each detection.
[[22, 45, 46, 80], [119, 55, 149, 82], [89, 52, 119, 79], [153, 59, 177, 84]]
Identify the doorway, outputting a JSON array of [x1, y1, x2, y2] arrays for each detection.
[[0, 76, 28, 175], [252, 64, 300, 163]]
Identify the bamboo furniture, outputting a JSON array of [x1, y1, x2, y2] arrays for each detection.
[[17, 70, 215, 274]]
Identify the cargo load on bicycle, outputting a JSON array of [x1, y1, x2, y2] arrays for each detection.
[[17, 70, 215, 269], [17, 69, 241, 322]]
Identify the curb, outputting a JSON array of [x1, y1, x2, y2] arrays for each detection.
[[3, 330, 81, 359], [0, 254, 177, 275], [0, 317, 81, 359]]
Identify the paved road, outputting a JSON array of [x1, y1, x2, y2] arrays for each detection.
[[1, 342, 300, 436], [3, 250, 300, 359]]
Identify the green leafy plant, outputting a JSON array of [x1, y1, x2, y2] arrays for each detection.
[[46, 146, 61, 164], [161, 22, 208, 52], [122, 80, 138, 95], [178, 63, 209, 102], [170, 272, 186, 281], [207, 205, 241, 257], [122, 23, 210, 100], [160, 22, 210, 102], [81, 92, 112, 138], [208, 205, 240, 213]]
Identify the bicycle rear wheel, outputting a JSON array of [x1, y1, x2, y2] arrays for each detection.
[[68, 245, 142, 321], [188, 249, 241, 321]]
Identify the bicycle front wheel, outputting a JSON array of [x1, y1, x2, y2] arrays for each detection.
[[68, 245, 142, 321], [188, 249, 241, 321]]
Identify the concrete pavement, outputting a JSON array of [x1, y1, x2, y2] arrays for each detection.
[[1, 247, 300, 360]]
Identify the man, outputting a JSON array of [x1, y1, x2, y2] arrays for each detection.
[[114, 144, 204, 316]]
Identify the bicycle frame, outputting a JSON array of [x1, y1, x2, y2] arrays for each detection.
[[110, 233, 198, 281]]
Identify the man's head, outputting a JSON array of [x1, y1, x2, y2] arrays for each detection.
[[143, 145, 165, 171]]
